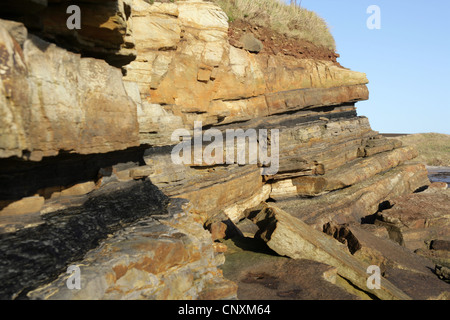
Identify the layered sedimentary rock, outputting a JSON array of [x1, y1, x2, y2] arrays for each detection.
[[0, 22, 139, 161], [1, 0, 445, 300], [1, 0, 136, 66], [122, 0, 368, 145]]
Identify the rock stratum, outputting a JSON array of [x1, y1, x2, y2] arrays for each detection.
[[0, 0, 448, 300]]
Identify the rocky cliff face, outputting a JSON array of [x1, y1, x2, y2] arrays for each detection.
[[0, 0, 448, 300]]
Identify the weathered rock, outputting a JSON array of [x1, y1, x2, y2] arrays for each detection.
[[375, 189, 450, 250], [0, 196, 44, 216], [0, 19, 27, 47], [207, 221, 228, 242], [425, 181, 448, 192], [324, 222, 450, 299], [276, 163, 430, 230], [224, 184, 271, 223], [235, 218, 260, 238], [431, 240, 450, 251], [240, 33, 263, 53], [246, 203, 412, 300], [286, 146, 418, 196], [120, 1, 369, 146], [59, 182, 97, 198], [272, 116, 376, 181], [221, 238, 360, 300], [0, 26, 139, 161], [142, 147, 269, 221], [0, 0, 442, 302], [129, 165, 154, 179], [435, 265, 450, 283], [0, 179, 169, 299], [3, 0, 137, 66], [270, 180, 298, 201], [27, 212, 237, 300], [416, 248, 450, 271]]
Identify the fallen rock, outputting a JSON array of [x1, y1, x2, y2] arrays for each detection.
[[375, 189, 450, 250], [0, 196, 45, 216], [235, 218, 260, 238], [129, 166, 154, 180], [229, 38, 244, 49], [207, 221, 228, 242], [246, 203, 412, 300], [324, 222, 450, 299], [240, 33, 263, 53], [415, 239, 450, 270], [435, 265, 450, 283], [289, 146, 419, 196], [431, 240, 450, 251]]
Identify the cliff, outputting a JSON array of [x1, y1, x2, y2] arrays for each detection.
[[0, 0, 448, 300]]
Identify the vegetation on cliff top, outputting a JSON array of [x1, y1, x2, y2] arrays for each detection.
[[395, 133, 450, 166], [212, 0, 336, 50]]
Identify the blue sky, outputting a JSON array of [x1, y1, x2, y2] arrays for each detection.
[[294, 0, 450, 134]]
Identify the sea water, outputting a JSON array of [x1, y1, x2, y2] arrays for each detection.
[[427, 166, 450, 184]]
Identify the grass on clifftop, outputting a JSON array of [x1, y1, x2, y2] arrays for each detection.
[[395, 133, 450, 166], [212, 0, 336, 50]]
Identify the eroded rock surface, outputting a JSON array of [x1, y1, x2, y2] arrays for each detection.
[[0, 23, 139, 161], [244, 203, 423, 300], [324, 222, 450, 299], [0, 0, 445, 300], [27, 210, 237, 300], [375, 189, 450, 251]]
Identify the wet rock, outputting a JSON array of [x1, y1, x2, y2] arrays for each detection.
[[239, 33, 263, 53]]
